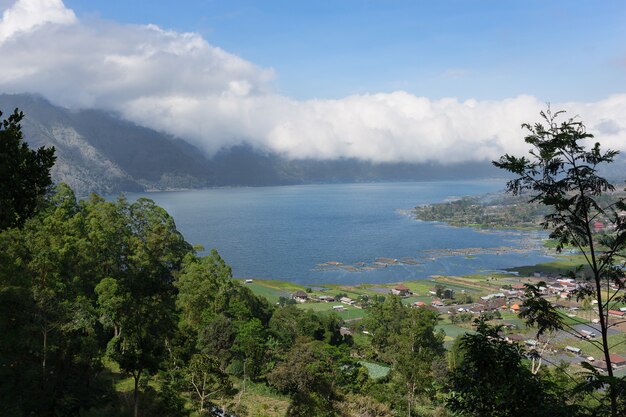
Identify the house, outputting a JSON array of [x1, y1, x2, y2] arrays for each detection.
[[292, 290, 309, 303], [481, 293, 505, 301], [391, 284, 411, 296], [593, 360, 610, 372], [244, 279, 253, 284], [468, 306, 483, 314], [340, 297, 355, 305], [318, 295, 334, 302], [510, 303, 521, 313], [566, 346, 582, 355], [548, 284, 565, 293], [580, 329, 596, 339], [608, 310, 625, 318], [413, 302, 438, 311], [511, 283, 526, 290], [333, 305, 345, 312], [610, 354, 626, 368], [431, 299, 444, 307], [483, 298, 506, 310]]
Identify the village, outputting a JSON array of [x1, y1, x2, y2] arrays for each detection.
[[242, 270, 626, 376]]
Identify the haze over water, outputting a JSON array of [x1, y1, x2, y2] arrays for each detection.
[[127, 180, 554, 285]]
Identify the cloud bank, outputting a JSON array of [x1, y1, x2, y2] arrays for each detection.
[[1, 0, 625, 164]]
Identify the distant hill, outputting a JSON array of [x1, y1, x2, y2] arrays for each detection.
[[0, 94, 214, 195], [1, 93, 507, 195]]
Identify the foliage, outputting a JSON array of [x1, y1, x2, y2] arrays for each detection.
[[185, 353, 232, 413], [0, 181, 195, 417], [449, 312, 474, 324], [493, 107, 626, 417], [268, 337, 366, 416], [0, 108, 56, 230], [0, 185, 106, 416], [391, 308, 445, 416], [363, 295, 407, 359], [446, 320, 572, 417], [365, 296, 445, 415], [334, 393, 392, 417]]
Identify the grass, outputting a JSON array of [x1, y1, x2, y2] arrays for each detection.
[[229, 379, 290, 417], [507, 255, 591, 276], [436, 323, 474, 340], [550, 310, 591, 326], [401, 295, 433, 305], [352, 332, 372, 349], [430, 275, 494, 293], [100, 359, 136, 392], [359, 361, 390, 380], [554, 333, 626, 357], [242, 282, 291, 303]]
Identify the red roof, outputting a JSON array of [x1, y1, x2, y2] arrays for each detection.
[[610, 354, 626, 364], [608, 310, 625, 316], [512, 284, 526, 290], [395, 284, 410, 291]]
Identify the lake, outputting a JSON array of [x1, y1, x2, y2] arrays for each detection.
[[125, 180, 554, 285]]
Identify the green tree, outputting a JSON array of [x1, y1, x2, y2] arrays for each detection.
[[185, 353, 232, 414], [390, 308, 444, 416], [364, 295, 407, 360], [0, 109, 55, 230], [493, 108, 626, 416], [446, 320, 571, 417], [96, 197, 192, 417], [232, 318, 267, 379], [0, 184, 111, 417], [268, 338, 364, 417]]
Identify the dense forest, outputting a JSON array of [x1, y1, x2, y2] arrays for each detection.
[[1, 108, 625, 417]]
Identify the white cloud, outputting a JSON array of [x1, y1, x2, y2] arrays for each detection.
[[0, 0, 75, 43], [1, 0, 625, 164]]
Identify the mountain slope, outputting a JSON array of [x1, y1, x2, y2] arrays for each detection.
[[0, 94, 213, 195]]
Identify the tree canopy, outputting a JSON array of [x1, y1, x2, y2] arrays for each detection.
[[0, 109, 55, 230]]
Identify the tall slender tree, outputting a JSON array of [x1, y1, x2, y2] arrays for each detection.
[[493, 107, 626, 416]]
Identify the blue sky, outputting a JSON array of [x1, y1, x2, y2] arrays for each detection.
[[63, 0, 626, 101]]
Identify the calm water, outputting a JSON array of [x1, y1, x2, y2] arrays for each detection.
[[125, 180, 553, 285]]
